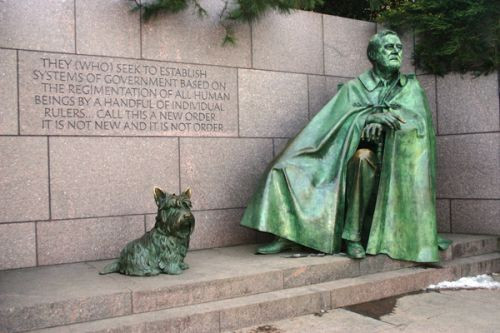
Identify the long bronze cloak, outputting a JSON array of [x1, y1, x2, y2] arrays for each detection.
[[241, 70, 442, 262]]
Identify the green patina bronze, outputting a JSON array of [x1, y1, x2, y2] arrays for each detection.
[[100, 187, 195, 276], [241, 30, 450, 262]]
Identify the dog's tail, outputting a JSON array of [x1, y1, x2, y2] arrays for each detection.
[[99, 261, 120, 275]]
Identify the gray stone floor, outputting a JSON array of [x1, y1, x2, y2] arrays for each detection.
[[233, 274, 500, 333]]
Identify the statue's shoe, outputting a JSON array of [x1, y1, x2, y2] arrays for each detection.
[[346, 241, 366, 259], [256, 237, 301, 254]]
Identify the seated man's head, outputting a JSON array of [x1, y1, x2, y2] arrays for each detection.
[[367, 30, 403, 75]]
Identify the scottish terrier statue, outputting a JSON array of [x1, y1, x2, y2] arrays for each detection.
[[100, 187, 195, 276]]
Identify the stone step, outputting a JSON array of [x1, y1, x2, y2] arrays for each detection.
[[0, 233, 497, 332], [33, 252, 500, 333], [232, 274, 500, 333]]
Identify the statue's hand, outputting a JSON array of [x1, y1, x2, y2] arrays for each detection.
[[362, 123, 383, 143], [366, 112, 405, 130]]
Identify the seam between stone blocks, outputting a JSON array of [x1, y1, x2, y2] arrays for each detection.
[[306, 75, 311, 120], [236, 69, 240, 137], [436, 197, 500, 201], [0, 207, 249, 225], [0, 134, 298, 140], [73, 0, 77, 54], [130, 292, 134, 315], [449, 199, 453, 233], [16, 50, 20, 135], [321, 14, 325, 76], [1, 131, 498, 139], [35, 221, 39, 266], [47, 137, 52, 220], [3, 197, 500, 225], [104, 269, 136, 314], [139, 0, 143, 59], [436, 130, 500, 137], [281, 271, 285, 290], [1, 213, 151, 225], [497, 71, 500, 126], [412, 28, 416, 74], [218, 310, 222, 333], [38, 136, 52, 267], [250, 22, 254, 69], [435, 74, 439, 135], [177, 137, 181, 194]]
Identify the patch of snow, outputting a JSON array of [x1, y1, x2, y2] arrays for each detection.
[[427, 274, 500, 290]]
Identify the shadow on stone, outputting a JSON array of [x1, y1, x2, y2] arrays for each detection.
[[343, 290, 438, 320]]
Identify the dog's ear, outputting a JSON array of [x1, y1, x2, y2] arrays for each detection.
[[154, 186, 166, 207], [183, 187, 192, 199]]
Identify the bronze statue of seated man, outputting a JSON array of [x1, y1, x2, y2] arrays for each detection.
[[241, 30, 450, 262]]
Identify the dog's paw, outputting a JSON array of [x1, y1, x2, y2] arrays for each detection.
[[180, 262, 189, 270], [163, 263, 182, 275]]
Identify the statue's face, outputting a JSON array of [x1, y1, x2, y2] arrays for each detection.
[[374, 34, 403, 73]]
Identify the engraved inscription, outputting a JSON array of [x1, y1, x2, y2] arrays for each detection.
[[19, 52, 238, 136]]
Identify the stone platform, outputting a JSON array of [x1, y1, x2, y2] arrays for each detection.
[[233, 283, 500, 333], [0, 234, 499, 332]]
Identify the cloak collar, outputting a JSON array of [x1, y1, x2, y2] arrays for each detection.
[[359, 70, 408, 91]]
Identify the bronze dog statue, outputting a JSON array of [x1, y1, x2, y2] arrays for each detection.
[[100, 187, 195, 276]]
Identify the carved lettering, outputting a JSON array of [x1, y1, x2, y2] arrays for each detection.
[[21, 52, 236, 136]]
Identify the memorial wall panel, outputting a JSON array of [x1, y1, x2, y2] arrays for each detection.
[[142, 0, 251, 67], [417, 75, 437, 131], [0, 49, 18, 135], [238, 69, 308, 137], [0, 137, 49, 223], [436, 133, 500, 199], [451, 200, 500, 235], [146, 209, 258, 250], [75, 0, 141, 58], [323, 15, 375, 77], [180, 138, 274, 210], [19, 51, 238, 137], [436, 199, 451, 233], [0, 223, 36, 270], [49, 137, 179, 219], [37, 216, 145, 265], [307, 75, 346, 118], [273, 138, 290, 157], [189, 209, 258, 250], [437, 73, 499, 135], [252, 10, 323, 74], [0, 0, 74, 52]]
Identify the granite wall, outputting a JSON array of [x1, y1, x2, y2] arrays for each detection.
[[0, 0, 498, 270]]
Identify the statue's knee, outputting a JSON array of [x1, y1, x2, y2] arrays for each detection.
[[350, 148, 377, 170], [353, 149, 375, 162]]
